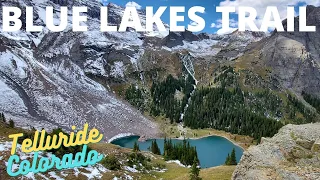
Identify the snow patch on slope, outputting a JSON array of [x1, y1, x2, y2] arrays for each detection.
[[111, 61, 125, 78], [0, 50, 28, 79], [84, 57, 107, 77], [167, 39, 219, 57], [108, 133, 135, 143], [0, 80, 28, 116]]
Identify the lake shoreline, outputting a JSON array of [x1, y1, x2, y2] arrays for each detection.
[[108, 133, 136, 143], [109, 133, 245, 151], [111, 134, 244, 169], [175, 134, 245, 151]]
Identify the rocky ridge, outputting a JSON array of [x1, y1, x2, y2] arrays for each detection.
[[236, 5, 320, 97], [233, 123, 320, 180]]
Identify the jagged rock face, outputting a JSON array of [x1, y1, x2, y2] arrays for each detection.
[[233, 123, 320, 180], [239, 5, 320, 97], [213, 30, 267, 61], [161, 31, 200, 48], [261, 33, 320, 95]]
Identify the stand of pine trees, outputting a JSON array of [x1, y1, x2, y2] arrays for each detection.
[[163, 138, 199, 166], [183, 86, 284, 140], [287, 93, 316, 124], [133, 142, 140, 152], [147, 68, 286, 140], [150, 74, 195, 123], [150, 140, 161, 155], [302, 91, 320, 113], [0, 112, 15, 128], [225, 148, 237, 165], [0, 113, 6, 123], [125, 66, 318, 142], [125, 85, 146, 112]]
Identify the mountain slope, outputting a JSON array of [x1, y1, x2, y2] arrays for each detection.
[[235, 5, 320, 97], [1, 0, 320, 142], [0, 0, 267, 140], [0, 0, 160, 140]]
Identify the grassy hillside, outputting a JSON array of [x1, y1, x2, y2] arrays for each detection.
[[0, 120, 236, 180]]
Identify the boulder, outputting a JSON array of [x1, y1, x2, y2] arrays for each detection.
[[312, 139, 320, 153]]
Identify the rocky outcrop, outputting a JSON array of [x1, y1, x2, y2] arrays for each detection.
[[160, 31, 200, 48], [312, 139, 320, 153], [213, 30, 267, 61], [237, 5, 320, 97], [233, 123, 320, 180]]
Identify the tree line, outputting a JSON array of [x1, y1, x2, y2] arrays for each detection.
[[302, 91, 320, 114], [286, 93, 317, 124], [183, 86, 284, 140], [150, 74, 195, 123], [163, 138, 199, 166], [125, 85, 146, 112], [0, 112, 15, 128], [125, 66, 318, 141], [145, 138, 199, 166]]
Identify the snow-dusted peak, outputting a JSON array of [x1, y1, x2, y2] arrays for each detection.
[[0, 0, 160, 140]]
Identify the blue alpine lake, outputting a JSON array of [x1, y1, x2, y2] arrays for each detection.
[[111, 135, 243, 168]]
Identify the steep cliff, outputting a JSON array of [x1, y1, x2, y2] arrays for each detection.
[[236, 5, 320, 97]]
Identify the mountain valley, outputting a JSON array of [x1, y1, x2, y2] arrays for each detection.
[[0, 0, 320, 179]]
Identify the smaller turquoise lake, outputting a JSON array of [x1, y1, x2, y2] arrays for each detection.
[[111, 136, 243, 168]]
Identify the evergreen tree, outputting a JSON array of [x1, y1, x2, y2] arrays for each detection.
[[150, 140, 161, 155], [225, 148, 237, 165], [133, 142, 140, 152], [1, 113, 5, 123], [190, 157, 201, 180], [125, 85, 146, 112], [9, 119, 14, 128], [230, 148, 237, 165], [150, 74, 195, 123], [163, 138, 199, 166], [225, 153, 230, 165]]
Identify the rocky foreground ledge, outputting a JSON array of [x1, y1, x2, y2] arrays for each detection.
[[233, 123, 320, 180]]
